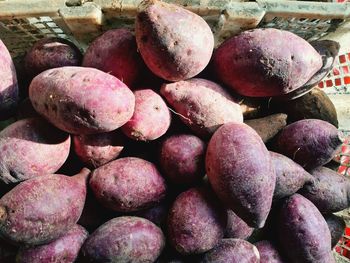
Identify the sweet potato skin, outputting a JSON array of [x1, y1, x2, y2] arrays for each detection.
[[206, 122, 275, 228], [324, 214, 346, 249], [212, 28, 322, 97], [81, 216, 165, 262], [0, 118, 71, 183], [90, 157, 166, 212], [135, 1, 214, 81], [255, 240, 285, 263], [225, 210, 254, 240], [29, 66, 135, 134]]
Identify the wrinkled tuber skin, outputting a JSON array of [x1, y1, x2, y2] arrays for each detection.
[[0, 118, 71, 183], [274, 119, 343, 170], [135, 1, 214, 81], [16, 224, 88, 263], [255, 240, 285, 263], [206, 123, 275, 228], [225, 210, 254, 240], [0, 168, 90, 246], [278, 194, 335, 263], [81, 216, 165, 262], [324, 214, 346, 249], [29, 66, 135, 134]]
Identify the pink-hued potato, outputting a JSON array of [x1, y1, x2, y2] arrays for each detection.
[[255, 240, 285, 263], [206, 122, 275, 228], [0, 118, 71, 183], [159, 134, 206, 185], [135, 1, 214, 81], [29, 66, 135, 134], [0, 168, 90, 246], [225, 210, 254, 240], [83, 29, 145, 88], [81, 216, 165, 262], [212, 28, 322, 97], [16, 224, 88, 263], [90, 157, 167, 212], [121, 89, 171, 141], [73, 130, 124, 168], [0, 40, 19, 120], [161, 79, 243, 139]]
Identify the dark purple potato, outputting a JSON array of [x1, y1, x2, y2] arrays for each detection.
[[225, 210, 254, 240], [255, 240, 285, 263], [134, 201, 169, 227], [324, 214, 346, 249]]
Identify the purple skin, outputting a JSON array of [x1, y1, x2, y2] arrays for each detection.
[[225, 210, 254, 240], [278, 194, 335, 263], [81, 216, 165, 262], [29, 66, 135, 135], [0, 118, 71, 183], [270, 151, 314, 200], [90, 157, 167, 212], [200, 239, 260, 263], [167, 186, 226, 255], [0, 40, 19, 120], [24, 37, 82, 79], [206, 123, 275, 228], [159, 134, 206, 185], [300, 166, 350, 214], [212, 28, 322, 97], [0, 168, 90, 246], [324, 214, 346, 249], [73, 130, 125, 168], [16, 224, 88, 263], [121, 89, 171, 141], [135, 1, 214, 81], [274, 119, 343, 171], [134, 201, 169, 227], [83, 29, 145, 88], [255, 240, 285, 263]]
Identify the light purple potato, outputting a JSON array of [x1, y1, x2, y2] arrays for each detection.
[[278, 194, 335, 263], [159, 134, 206, 185], [0, 118, 71, 183], [24, 37, 82, 79], [73, 130, 125, 168], [16, 224, 88, 263], [270, 151, 314, 200], [90, 157, 167, 212], [0, 168, 90, 246], [81, 216, 165, 262], [225, 210, 254, 240], [160, 79, 243, 139], [255, 240, 285, 263], [200, 239, 260, 263], [212, 28, 322, 97], [135, 1, 214, 81], [0, 39, 19, 120], [274, 119, 343, 170], [167, 186, 226, 255], [121, 89, 171, 141], [324, 214, 346, 249], [29, 66, 135, 134], [83, 28, 145, 88], [206, 122, 275, 228]]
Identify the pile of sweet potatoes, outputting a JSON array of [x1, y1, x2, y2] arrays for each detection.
[[0, 1, 347, 262]]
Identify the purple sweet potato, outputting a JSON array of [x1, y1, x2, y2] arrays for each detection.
[[206, 122, 275, 228], [90, 157, 166, 212], [135, 1, 214, 81], [274, 119, 343, 170], [0, 168, 89, 246], [278, 194, 335, 263], [225, 210, 254, 240], [255, 240, 285, 263], [73, 130, 124, 168], [0, 118, 71, 183], [0, 40, 19, 119], [16, 224, 88, 263], [212, 28, 322, 97], [270, 151, 314, 200], [324, 214, 346, 249], [161, 79, 243, 138], [200, 239, 260, 263], [159, 134, 206, 185], [29, 66, 135, 134], [121, 89, 171, 141], [81, 216, 165, 262], [167, 186, 226, 255], [24, 37, 82, 79], [83, 29, 145, 88], [300, 166, 350, 214], [135, 201, 169, 227]]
